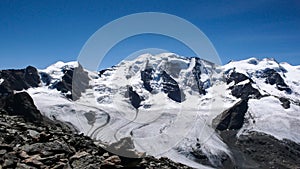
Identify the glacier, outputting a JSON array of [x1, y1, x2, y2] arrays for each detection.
[[25, 53, 300, 168]]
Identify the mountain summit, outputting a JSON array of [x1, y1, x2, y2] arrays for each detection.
[[1, 53, 300, 168]]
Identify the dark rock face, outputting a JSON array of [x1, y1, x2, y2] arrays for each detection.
[[126, 86, 143, 109], [40, 72, 51, 86], [0, 66, 40, 98], [161, 71, 185, 102], [230, 83, 262, 100], [226, 71, 252, 85], [220, 130, 300, 169], [141, 68, 154, 92], [237, 132, 300, 169], [98, 69, 109, 77], [2, 92, 43, 123], [52, 64, 90, 100], [259, 68, 292, 93], [225, 70, 262, 100], [279, 97, 291, 109], [52, 69, 73, 93], [24, 66, 40, 88], [141, 68, 185, 102], [213, 99, 248, 130], [191, 58, 206, 95], [0, 85, 11, 98]]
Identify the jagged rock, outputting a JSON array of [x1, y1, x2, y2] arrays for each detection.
[[141, 68, 154, 92], [70, 151, 89, 160], [52, 64, 90, 100], [213, 99, 248, 130], [161, 71, 185, 102], [225, 70, 263, 100], [0, 66, 40, 90], [71, 154, 102, 169], [98, 69, 109, 77], [39, 72, 51, 86], [0, 84, 13, 98], [16, 163, 37, 169], [23, 154, 43, 166], [0, 66, 40, 99], [125, 86, 143, 109], [259, 68, 292, 93], [3, 92, 43, 123], [226, 71, 252, 85], [140, 156, 192, 169], [279, 97, 291, 109], [230, 83, 262, 100], [238, 132, 300, 169], [191, 58, 207, 95], [104, 155, 121, 164], [21, 140, 73, 156], [141, 68, 185, 102]]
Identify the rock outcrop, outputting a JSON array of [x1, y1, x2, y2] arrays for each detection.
[[0, 66, 40, 98], [213, 99, 249, 131], [52, 64, 90, 100]]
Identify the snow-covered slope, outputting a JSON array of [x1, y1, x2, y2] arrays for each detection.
[[26, 53, 300, 168]]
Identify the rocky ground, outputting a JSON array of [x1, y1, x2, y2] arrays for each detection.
[[0, 107, 192, 169], [219, 130, 300, 169], [0, 92, 192, 169]]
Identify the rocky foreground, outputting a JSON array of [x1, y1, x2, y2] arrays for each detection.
[[0, 92, 192, 169]]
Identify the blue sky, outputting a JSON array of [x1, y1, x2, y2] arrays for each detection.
[[0, 0, 300, 70]]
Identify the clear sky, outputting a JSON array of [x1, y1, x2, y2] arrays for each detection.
[[1, 0, 300, 70]]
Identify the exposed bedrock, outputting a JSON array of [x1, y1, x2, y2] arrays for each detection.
[[125, 86, 144, 109], [52, 64, 90, 100], [0, 66, 40, 98], [213, 99, 249, 131], [258, 68, 292, 93]]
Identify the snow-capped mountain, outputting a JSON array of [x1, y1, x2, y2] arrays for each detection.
[[1, 53, 300, 168]]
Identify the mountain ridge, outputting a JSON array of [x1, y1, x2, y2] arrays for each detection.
[[1, 53, 300, 168]]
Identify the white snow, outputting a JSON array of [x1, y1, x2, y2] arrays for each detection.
[[238, 96, 300, 143], [0, 78, 4, 85], [39, 61, 79, 81], [25, 54, 300, 168]]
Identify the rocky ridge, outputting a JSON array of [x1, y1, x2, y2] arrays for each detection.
[[1, 55, 300, 169]]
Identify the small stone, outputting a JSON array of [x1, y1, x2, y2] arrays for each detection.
[[60, 158, 69, 163], [19, 151, 30, 158], [16, 163, 37, 169], [102, 152, 109, 158], [70, 151, 89, 160], [0, 144, 13, 151], [104, 155, 121, 164], [0, 149, 7, 155], [3, 159, 14, 167], [28, 129, 39, 138], [23, 154, 43, 166], [52, 162, 68, 169]]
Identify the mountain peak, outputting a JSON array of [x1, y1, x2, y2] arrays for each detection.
[[4, 55, 299, 168]]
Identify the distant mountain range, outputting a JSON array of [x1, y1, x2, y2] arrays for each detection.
[[1, 53, 300, 169]]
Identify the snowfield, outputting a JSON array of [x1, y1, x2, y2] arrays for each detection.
[[26, 53, 300, 168]]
